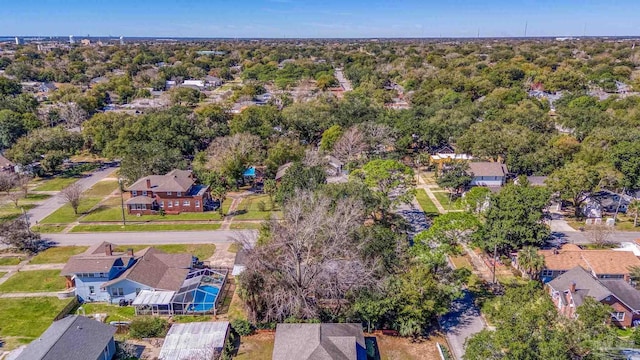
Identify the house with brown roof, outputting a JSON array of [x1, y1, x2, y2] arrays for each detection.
[[61, 242, 193, 303], [535, 244, 640, 283], [0, 153, 15, 172], [468, 162, 509, 187], [126, 169, 212, 215], [272, 323, 367, 360], [547, 266, 640, 328]]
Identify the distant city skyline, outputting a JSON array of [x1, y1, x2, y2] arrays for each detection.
[[2, 0, 640, 38]]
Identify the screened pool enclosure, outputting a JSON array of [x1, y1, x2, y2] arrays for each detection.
[[132, 268, 228, 316]]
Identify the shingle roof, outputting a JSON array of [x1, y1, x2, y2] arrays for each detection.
[[275, 162, 293, 180], [127, 169, 194, 192], [102, 248, 192, 291], [159, 322, 230, 360], [61, 243, 132, 276], [468, 162, 508, 177], [272, 323, 366, 360], [600, 279, 640, 311], [547, 266, 612, 307], [0, 153, 14, 167], [15, 315, 115, 360], [125, 195, 156, 205], [539, 244, 640, 275]]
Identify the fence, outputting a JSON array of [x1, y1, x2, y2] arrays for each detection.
[[437, 342, 453, 360], [53, 296, 79, 321]]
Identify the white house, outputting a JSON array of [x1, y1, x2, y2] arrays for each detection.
[[468, 162, 508, 187]]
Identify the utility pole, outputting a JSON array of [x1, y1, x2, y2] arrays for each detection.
[[492, 241, 498, 284], [119, 178, 126, 226]]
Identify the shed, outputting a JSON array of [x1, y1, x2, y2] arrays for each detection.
[[159, 321, 230, 360]]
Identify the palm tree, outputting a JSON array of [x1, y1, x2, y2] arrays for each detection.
[[517, 246, 545, 280], [628, 200, 640, 227]]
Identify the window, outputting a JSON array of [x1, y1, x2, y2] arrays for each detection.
[[177, 192, 182, 197], [183, 200, 190, 206], [167, 192, 172, 195], [174, 201, 179, 207], [132, 190, 137, 196], [142, 190, 147, 196], [160, 201, 164, 208], [89, 286, 95, 295], [111, 288, 124, 296], [541, 270, 553, 278], [612, 312, 625, 321], [167, 201, 173, 208], [195, 200, 200, 208]]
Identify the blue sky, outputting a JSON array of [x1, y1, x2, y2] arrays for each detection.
[[2, 0, 639, 38]]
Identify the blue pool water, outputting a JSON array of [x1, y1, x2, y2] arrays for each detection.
[[188, 285, 220, 312]]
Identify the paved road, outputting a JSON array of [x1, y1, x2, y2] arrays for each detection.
[[42, 230, 257, 246], [440, 290, 486, 360], [28, 167, 117, 225], [554, 230, 640, 245]]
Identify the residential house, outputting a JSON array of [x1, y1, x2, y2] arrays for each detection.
[[0, 153, 15, 172], [468, 162, 508, 187], [275, 162, 293, 182], [535, 244, 640, 283], [547, 267, 640, 328], [61, 242, 193, 303], [325, 155, 344, 177], [582, 190, 631, 218], [205, 75, 223, 87], [125, 169, 212, 215], [272, 323, 367, 360], [429, 153, 473, 170], [181, 79, 206, 90], [14, 315, 116, 360], [165, 80, 177, 90], [159, 322, 230, 360], [39, 82, 57, 93]]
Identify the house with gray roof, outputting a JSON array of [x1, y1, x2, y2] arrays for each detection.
[[126, 169, 212, 215], [547, 266, 640, 328], [14, 315, 116, 360], [272, 323, 367, 360], [159, 321, 230, 360], [468, 162, 508, 187], [61, 242, 193, 303]]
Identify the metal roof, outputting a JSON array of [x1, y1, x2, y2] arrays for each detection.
[[159, 322, 230, 360], [132, 290, 175, 306]]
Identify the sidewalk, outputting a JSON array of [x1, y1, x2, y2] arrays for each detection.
[[0, 291, 62, 298]]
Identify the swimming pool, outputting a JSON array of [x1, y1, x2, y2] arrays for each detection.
[[188, 285, 220, 312]]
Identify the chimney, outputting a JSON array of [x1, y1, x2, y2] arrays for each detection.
[[127, 248, 134, 257], [146, 179, 151, 189], [570, 282, 576, 293], [105, 243, 112, 256]]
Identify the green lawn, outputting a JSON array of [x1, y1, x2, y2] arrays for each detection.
[[110, 244, 215, 260], [79, 303, 136, 323], [22, 193, 52, 202], [30, 246, 89, 264], [0, 297, 74, 346], [449, 255, 473, 270], [0, 257, 22, 266], [172, 315, 213, 323], [432, 191, 463, 211], [0, 203, 36, 222], [70, 223, 222, 232], [230, 222, 264, 230], [80, 196, 231, 222], [233, 195, 281, 220], [32, 177, 78, 192], [40, 197, 103, 224], [235, 334, 275, 360], [83, 180, 119, 197], [0, 270, 66, 292], [31, 224, 67, 233], [415, 189, 440, 215]]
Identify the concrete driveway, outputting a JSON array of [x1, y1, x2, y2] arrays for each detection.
[[440, 290, 486, 360], [28, 167, 117, 225], [43, 230, 257, 246]]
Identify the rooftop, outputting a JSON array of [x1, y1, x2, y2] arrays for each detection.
[[159, 321, 230, 360], [539, 244, 640, 275], [272, 323, 366, 360], [468, 162, 508, 177], [127, 169, 195, 192]]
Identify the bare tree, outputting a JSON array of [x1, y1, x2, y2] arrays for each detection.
[[8, 191, 23, 207], [302, 149, 323, 167], [0, 172, 17, 197], [205, 133, 262, 180], [359, 122, 396, 154], [60, 183, 83, 215], [17, 174, 31, 198], [237, 191, 378, 323], [0, 219, 44, 254], [59, 102, 88, 129], [332, 126, 367, 163], [584, 223, 615, 248]]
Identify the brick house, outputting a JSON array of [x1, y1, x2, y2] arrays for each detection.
[[125, 169, 211, 215], [533, 244, 640, 283], [547, 266, 640, 328]]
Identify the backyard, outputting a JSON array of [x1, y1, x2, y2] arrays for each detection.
[[0, 270, 66, 293], [78, 303, 136, 323], [233, 195, 281, 220], [0, 297, 74, 349]]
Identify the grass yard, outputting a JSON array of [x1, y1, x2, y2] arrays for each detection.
[[0, 203, 36, 222], [432, 191, 463, 211], [419, 171, 438, 185], [377, 333, 450, 360], [31, 224, 67, 233], [30, 246, 89, 264], [449, 255, 473, 271], [173, 315, 213, 323], [70, 223, 222, 232], [0, 256, 22, 266], [0, 272, 5, 278], [235, 333, 275, 360], [0, 270, 66, 293], [40, 196, 103, 224], [233, 195, 281, 220], [0, 297, 73, 348], [32, 177, 78, 192], [83, 180, 119, 197], [79, 303, 136, 323], [415, 189, 440, 215], [111, 244, 216, 260], [230, 222, 264, 230]]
